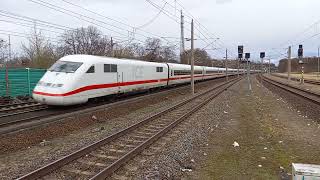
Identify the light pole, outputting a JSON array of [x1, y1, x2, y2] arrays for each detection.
[[317, 47, 320, 81], [225, 49, 228, 81], [288, 46, 291, 82], [245, 53, 252, 92], [190, 19, 194, 95]]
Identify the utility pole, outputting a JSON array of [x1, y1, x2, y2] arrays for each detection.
[[246, 59, 251, 91], [288, 46, 291, 82], [180, 10, 185, 64], [245, 53, 252, 92], [191, 19, 194, 95], [298, 45, 304, 84], [317, 47, 320, 81], [111, 37, 115, 57], [237, 59, 240, 77], [225, 49, 228, 81], [268, 59, 271, 74], [260, 52, 265, 76]]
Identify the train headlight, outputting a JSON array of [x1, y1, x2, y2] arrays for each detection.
[[37, 81, 44, 86], [51, 84, 64, 88]]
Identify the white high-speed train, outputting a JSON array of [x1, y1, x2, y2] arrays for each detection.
[[33, 55, 246, 106]]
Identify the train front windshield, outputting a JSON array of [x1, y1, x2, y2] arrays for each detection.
[[48, 61, 83, 73]]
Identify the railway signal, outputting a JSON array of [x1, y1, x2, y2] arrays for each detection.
[[298, 44, 303, 58], [260, 52, 265, 74], [238, 45, 244, 60], [298, 44, 304, 84], [245, 53, 250, 59], [244, 52, 251, 92]]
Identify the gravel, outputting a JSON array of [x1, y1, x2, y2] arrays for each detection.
[[260, 75, 320, 122], [0, 77, 231, 179], [108, 75, 320, 179], [110, 77, 237, 179]]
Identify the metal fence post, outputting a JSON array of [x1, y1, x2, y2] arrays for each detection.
[[27, 68, 31, 96]]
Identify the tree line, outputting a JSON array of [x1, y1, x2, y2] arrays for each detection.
[[0, 25, 273, 69]]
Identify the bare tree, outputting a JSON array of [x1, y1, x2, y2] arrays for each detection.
[[142, 38, 162, 62], [21, 27, 56, 68], [0, 39, 8, 66], [181, 48, 211, 66], [141, 38, 177, 62], [58, 26, 111, 56], [160, 45, 177, 63]]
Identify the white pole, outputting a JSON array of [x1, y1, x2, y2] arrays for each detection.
[[317, 47, 320, 81], [246, 58, 252, 91], [180, 10, 185, 63], [288, 46, 291, 82], [191, 19, 194, 95], [225, 49, 228, 81]]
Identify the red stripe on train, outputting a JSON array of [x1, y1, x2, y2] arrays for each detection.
[[33, 74, 224, 97]]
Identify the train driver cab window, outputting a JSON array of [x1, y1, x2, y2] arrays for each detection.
[[86, 65, 95, 73], [104, 64, 117, 73], [48, 61, 83, 73]]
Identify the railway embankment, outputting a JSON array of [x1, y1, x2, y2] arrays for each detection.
[[0, 75, 319, 179]]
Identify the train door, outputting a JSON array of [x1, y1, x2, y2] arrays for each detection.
[[117, 65, 123, 93]]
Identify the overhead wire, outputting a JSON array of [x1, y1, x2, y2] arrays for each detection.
[[153, 0, 236, 58], [60, 0, 172, 44], [135, 2, 167, 29]]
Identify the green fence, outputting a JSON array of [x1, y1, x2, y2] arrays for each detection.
[[0, 68, 46, 97]]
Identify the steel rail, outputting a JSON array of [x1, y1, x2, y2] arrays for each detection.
[[271, 74, 320, 85], [17, 78, 240, 180], [261, 75, 320, 105], [0, 103, 44, 113], [91, 78, 238, 179], [0, 105, 48, 119], [0, 75, 238, 136], [0, 102, 35, 109]]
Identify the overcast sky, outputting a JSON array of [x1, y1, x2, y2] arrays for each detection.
[[1, 0, 320, 64]]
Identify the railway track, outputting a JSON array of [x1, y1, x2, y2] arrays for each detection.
[[271, 74, 320, 85], [0, 102, 48, 119], [261, 75, 320, 105], [17, 77, 240, 180], [0, 75, 238, 136]]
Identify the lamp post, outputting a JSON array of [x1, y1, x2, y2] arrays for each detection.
[[317, 47, 320, 81]]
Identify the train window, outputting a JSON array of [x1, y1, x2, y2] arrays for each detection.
[[48, 61, 83, 73], [104, 64, 117, 73], [86, 66, 95, 73], [206, 71, 218, 74], [156, 67, 163, 72], [173, 70, 202, 75], [111, 64, 117, 72]]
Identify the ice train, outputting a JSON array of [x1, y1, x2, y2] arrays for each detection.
[[33, 55, 251, 106]]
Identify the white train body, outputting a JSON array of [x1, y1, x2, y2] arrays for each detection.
[[33, 55, 248, 106]]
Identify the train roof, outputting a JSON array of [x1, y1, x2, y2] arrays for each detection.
[[59, 55, 168, 67], [58, 55, 239, 70]]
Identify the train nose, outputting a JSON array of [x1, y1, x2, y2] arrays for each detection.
[[32, 91, 65, 106]]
